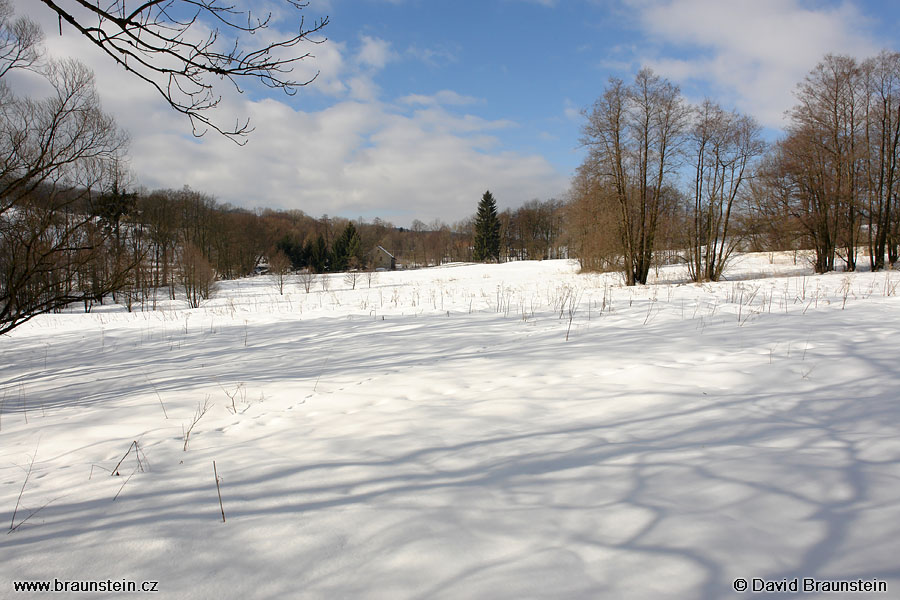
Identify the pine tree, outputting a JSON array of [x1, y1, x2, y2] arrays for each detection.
[[346, 226, 362, 269], [310, 235, 329, 273], [93, 180, 136, 238], [332, 222, 362, 272], [332, 234, 348, 272], [473, 190, 501, 262], [276, 236, 309, 270]]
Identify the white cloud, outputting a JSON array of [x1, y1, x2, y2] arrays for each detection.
[[293, 39, 348, 96], [404, 44, 460, 68], [624, 0, 882, 128], [347, 75, 381, 102], [314, 36, 397, 102], [357, 35, 396, 70], [399, 90, 483, 107]]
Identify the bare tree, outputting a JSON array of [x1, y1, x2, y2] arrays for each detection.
[[761, 55, 866, 273], [687, 100, 765, 281], [297, 269, 316, 293], [179, 242, 215, 308], [36, 0, 329, 140], [449, 217, 473, 262], [498, 199, 565, 261], [343, 269, 360, 290], [1, 13, 129, 335], [410, 219, 426, 267], [268, 248, 291, 295], [861, 51, 900, 269], [580, 68, 690, 285], [802, 55, 866, 271], [566, 157, 622, 272]]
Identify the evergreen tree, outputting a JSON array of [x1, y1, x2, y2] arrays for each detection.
[[473, 190, 501, 262], [346, 225, 362, 268], [310, 234, 330, 273], [276, 236, 309, 270], [302, 239, 315, 269], [331, 234, 348, 272], [332, 222, 362, 272], [93, 180, 137, 238]]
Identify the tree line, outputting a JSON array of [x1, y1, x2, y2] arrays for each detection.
[[572, 52, 900, 285]]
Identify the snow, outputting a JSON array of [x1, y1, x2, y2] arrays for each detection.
[[1, 253, 899, 599]]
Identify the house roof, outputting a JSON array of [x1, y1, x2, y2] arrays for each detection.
[[375, 245, 395, 259]]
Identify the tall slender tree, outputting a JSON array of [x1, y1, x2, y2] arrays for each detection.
[[473, 190, 501, 262], [687, 100, 765, 281], [580, 68, 690, 285], [862, 51, 900, 269]]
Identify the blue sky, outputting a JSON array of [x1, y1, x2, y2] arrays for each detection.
[[12, 0, 900, 225]]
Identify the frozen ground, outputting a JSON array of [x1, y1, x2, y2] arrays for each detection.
[[1, 253, 899, 599]]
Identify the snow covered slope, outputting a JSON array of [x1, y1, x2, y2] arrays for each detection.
[[1, 254, 898, 599]]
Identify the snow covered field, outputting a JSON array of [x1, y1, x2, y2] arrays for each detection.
[[2, 253, 899, 599]]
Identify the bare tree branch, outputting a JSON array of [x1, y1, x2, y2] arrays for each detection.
[[0, 0, 43, 78], [35, 0, 329, 142]]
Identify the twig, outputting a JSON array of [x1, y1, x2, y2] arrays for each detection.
[[10, 447, 37, 532], [565, 288, 583, 341], [183, 397, 212, 451], [217, 381, 246, 414], [113, 466, 139, 501], [111, 440, 145, 476], [143, 372, 168, 419], [213, 461, 226, 523], [7, 498, 57, 534], [89, 464, 113, 480], [313, 356, 329, 393], [642, 299, 657, 326]]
